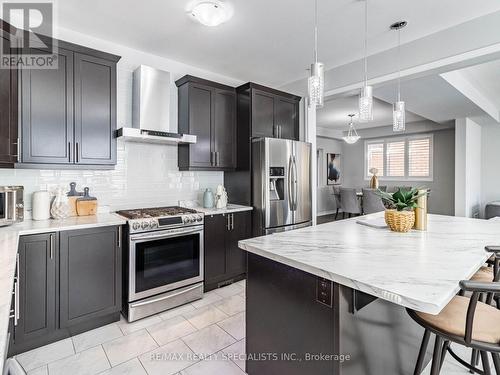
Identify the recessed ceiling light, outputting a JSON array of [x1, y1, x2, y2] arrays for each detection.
[[189, 1, 233, 27]]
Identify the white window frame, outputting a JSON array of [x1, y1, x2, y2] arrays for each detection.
[[364, 133, 433, 182]]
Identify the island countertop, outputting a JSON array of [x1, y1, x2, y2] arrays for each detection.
[[239, 213, 499, 315]]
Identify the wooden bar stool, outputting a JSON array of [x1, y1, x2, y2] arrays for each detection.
[[408, 280, 500, 375]]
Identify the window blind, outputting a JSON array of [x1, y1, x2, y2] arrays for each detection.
[[386, 141, 405, 177], [409, 138, 431, 177], [367, 143, 384, 176]]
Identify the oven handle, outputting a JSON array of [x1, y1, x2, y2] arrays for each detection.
[[130, 283, 202, 308], [130, 226, 204, 242]]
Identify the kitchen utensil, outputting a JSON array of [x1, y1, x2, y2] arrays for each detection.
[[67, 182, 82, 217], [32, 191, 51, 221], [76, 187, 98, 216]]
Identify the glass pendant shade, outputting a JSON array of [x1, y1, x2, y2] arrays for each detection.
[[393, 101, 405, 132], [308, 62, 324, 107], [358, 85, 373, 122], [342, 115, 360, 144]]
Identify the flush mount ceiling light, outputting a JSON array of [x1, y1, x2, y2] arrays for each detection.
[[342, 114, 360, 144], [391, 20, 407, 132], [189, 1, 233, 27], [358, 0, 373, 123]]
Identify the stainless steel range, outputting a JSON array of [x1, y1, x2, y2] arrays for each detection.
[[117, 206, 204, 322]]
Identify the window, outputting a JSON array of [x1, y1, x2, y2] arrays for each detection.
[[364, 134, 433, 181], [366, 143, 384, 177], [386, 141, 405, 177], [408, 138, 431, 177]]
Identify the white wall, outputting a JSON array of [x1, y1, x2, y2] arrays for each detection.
[[455, 118, 482, 218], [480, 121, 500, 217], [0, 27, 246, 215], [316, 136, 342, 215]]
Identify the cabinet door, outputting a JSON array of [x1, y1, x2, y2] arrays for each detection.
[[213, 88, 236, 169], [275, 96, 299, 140], [21, 47, 73, 164], [226, 211, 252, 277], [204, 214, 227, 290], [74, 53, 117, 165], [251, 89, 275, 138], [188, 84, 214, 168], [0, 35, 18, 165], [59, 226, 121, 328], [15, 233, 57, 346]]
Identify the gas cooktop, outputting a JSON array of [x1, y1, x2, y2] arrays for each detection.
[[116, 206, 203, 233], [116, 206, 198, 219]]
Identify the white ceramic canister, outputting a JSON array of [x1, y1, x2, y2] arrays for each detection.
[[32, 191, 51, 220]]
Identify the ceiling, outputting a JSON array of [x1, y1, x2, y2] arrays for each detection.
[[55, 0, 500, 87], [457, 60, 500, 107], [373, 75, 487, 123], [317, 96, 426, 130]]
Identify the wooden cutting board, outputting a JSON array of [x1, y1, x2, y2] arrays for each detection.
[[76, 199, 98, 216]]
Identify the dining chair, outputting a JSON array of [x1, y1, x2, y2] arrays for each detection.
[[339, 188, 361, 219], [410, 247, 500, 375], [362, 188, 385, 214]]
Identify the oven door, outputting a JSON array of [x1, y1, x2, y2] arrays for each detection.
[[129, 225, 204, 302]]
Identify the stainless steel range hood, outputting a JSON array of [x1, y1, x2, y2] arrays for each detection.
[[116, 65, 196, 144]]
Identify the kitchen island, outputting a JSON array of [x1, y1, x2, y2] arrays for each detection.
[[238, 213, 499, 375]]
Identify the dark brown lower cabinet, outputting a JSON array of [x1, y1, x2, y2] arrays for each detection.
[[59, 226, 121, 328], [9, 226, 121, 356], [13, 233, 60, 353], [204, 211, 251, 291]]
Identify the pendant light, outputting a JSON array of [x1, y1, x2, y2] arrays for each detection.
[[391, 21, 407, 132], [308, 0, 324, 108], [358, 0, 373, 122], [343, 114, 360, 144]]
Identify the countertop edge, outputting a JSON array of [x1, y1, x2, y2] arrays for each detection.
[[195, 205, 253, 216], [238, 240, 486, 315]]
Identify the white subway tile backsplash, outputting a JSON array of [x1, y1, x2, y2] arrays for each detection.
[[0, 140, 223, 213]]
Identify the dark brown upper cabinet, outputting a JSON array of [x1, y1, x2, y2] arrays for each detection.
[[176, 75, 236, 171], [0, 33, 18, 167], [234, 82, 300, 171], [239, 82, 300, 141], [0, 34, 120, 169]]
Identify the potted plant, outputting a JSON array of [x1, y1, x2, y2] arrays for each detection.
[[377, 188, 427, 232]]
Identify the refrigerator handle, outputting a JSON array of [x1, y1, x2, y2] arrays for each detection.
[[288, 155, 293, 211], [292, 156, 298, 211]]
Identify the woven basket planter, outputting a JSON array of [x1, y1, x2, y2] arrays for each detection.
[[385, 209, 415, 233]]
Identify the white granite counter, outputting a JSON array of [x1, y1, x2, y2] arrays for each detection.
[[239, 213, 499, 315], [0, 213, 126, 367], [194, 204, 253, 216]]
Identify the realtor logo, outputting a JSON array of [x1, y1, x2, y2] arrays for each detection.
[[1, 2, 58, 69]]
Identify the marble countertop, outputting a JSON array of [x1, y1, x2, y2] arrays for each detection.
[[239, 213, 499, 315], [194, 204, 253, 216], [0, 213, 126, 367]]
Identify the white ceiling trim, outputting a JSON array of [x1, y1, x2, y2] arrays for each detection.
[[440, 70, 500, 123], [323, 41, 500, 99]]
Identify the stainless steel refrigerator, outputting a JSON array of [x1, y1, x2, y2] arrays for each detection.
[[252, 138, 312, 236]]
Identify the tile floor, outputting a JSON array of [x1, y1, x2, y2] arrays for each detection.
[[11, 280, 492, 375]]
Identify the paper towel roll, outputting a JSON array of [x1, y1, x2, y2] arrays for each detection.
[[32, 191, 51, 221]]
